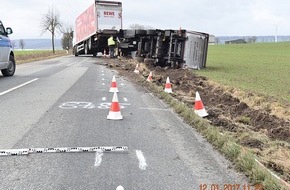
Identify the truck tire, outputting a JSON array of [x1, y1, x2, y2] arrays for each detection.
[[1, 55, 16, 77], [136, 30, 146, 35], [146, 30, 157, 35], [123, 30, 135, 38], [85, 43, 88, 55]]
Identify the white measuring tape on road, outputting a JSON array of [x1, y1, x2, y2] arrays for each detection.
[[0, 146, 128, 156]]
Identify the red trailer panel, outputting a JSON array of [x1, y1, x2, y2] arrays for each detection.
[[75, 4, 96, 44]]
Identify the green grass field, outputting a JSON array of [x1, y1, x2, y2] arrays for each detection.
[[198, 42, 290, 102], [14, 50, 67, 64]]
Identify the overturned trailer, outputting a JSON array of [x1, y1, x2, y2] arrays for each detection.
[[118, 29, 209, 69], [73, 1, 209, 69]]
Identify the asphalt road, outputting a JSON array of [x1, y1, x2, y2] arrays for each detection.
[[0, 56, 249, 190]]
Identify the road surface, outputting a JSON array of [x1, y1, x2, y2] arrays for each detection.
[[0, 56, 249, 190]]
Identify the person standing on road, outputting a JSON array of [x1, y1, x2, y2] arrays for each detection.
[[108, 35, 116, 58]]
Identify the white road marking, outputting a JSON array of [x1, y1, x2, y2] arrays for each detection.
[[94, 151, 103, 167], [102, 97, 107, 101], [116, 185, 124, 190], [121, 83, 124, 86], [136, 150, 147, 170], [102, 78, 105, 81], [97, 102, 130, 109], [59, 102, 95, 109], [102, 83, 105, 86], [123, 97, 128, 102], [102, 73, 105, 76], [67, 63, 74, 67], [0, 78, 39, 96]]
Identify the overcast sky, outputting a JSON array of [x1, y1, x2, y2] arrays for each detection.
[[1, 0, 289, 39]]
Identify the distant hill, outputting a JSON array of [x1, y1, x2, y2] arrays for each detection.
[[216, 35, 290, 44], [12, 39, 62, 50]]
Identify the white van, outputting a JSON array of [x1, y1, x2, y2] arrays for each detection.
[[0, 20, 15, 76]]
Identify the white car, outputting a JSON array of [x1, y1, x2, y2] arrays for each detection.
[[0, 20, 15, 76]]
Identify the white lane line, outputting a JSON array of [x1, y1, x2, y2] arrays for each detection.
[[102, 73, 105, 76], [102, 97, 107, 101], [102, 78, 105, 81], [102, 83, 105, 86], [116, 185, 124, 190], [136, 150, 147, 170], [67, 63, 74, 67], [94, 151, 103, 167], [0, 78, 39, 96], [123, 97, 128, 102], [121, 83, 124, 86]]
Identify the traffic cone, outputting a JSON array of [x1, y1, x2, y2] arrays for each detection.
[[194, 91, 208, 117], [107, 92, 123, 120], [164, 77, 172, 93], [147, 71, 153, 82], [134, 64, 139, 74], [103, 49, 106, 57], [109, 75, 119, 93]]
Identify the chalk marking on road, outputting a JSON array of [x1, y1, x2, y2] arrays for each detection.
[[0, 146, 128, 156], [123, 97, 128, 102], [136, 150, 147, 170], [97, 102, 130, 109], [94, 151, 103, 167], [139, 107, 170, 111], [67, 63, 74, 67], [116, 185, 124, 190], [59, 102, 95, 109], [102, 97, 107, 101], [0, 78, 39, 96]]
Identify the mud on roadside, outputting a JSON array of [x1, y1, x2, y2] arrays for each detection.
[[104, 57, 290, 182]]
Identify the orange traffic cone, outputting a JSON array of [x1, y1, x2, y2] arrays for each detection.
[[134, 64, 140, 74], [109, 75, 119, 93], [107, 92, 123, 120], [164, 77, 172, 93], [194, 91, 208, 117], [147, 71, 153, 82]]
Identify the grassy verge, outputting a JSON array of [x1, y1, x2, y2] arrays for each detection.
[[130, 65, 289, 190], [199, 42, 290, 103], [14, 50, 67, 64]]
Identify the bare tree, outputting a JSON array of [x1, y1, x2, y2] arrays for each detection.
[[215, 37, 220, 45], [11, 41, 17, 49], [252, 36, 257, 43], [40, 8, 62, 54], [60, 25, 74, 51], [19, 39, 25, 50]]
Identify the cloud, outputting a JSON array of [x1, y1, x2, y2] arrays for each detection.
[[2, 0, 290, 39], [251, 1, 285, 24]]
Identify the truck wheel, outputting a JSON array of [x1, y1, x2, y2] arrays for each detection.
[[146, 30, 157, 35], [85, 43, 88, 54], [1, 55, 16, 77], [136, 30, 146, 35]]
